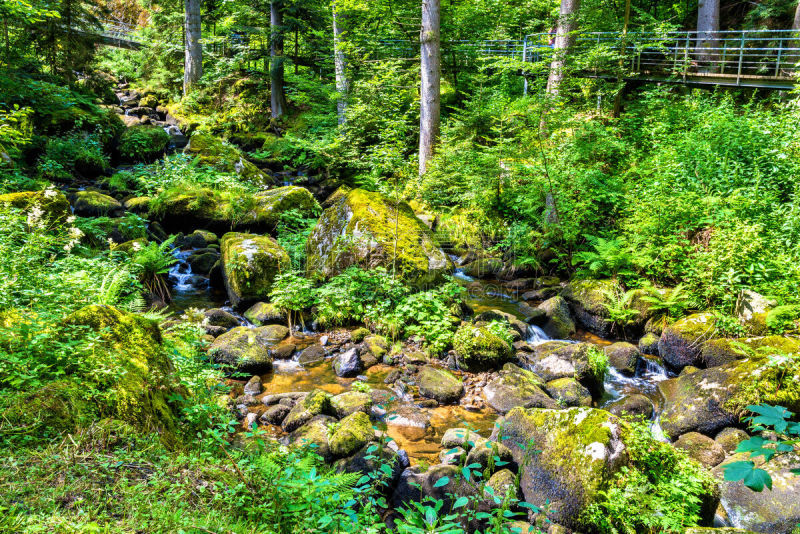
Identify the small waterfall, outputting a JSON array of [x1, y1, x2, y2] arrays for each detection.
[[168, 249, 208, 293], [649, 413, 670, 442], [453, 268, 474, 282], [526, 324, 550, 345], [637, 355, 669, 382]]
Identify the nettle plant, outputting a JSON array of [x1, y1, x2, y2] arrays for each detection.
[[723, 405, 800, 491]]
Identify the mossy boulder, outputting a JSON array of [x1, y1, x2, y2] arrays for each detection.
[[363, 334, 388, 359], [735, 290, 777, 335], [673, 432, 725, 468], [417, 365, 464, 404], [247, 186, 320, 229], [715, 427, 749, 455], [713, 452, 800, 533], [639, 332, 660, 355], [305, 188, 453, 286], [658, 312, 717, 369], [72, 190, 123, 217], [545, 377, 592, 407], [562, 279, 619, 337], [123, 196, 151, 214], [118, 124, 170, 163], [0, 379, 94, 438], [328, 411, 375, 458], [453, 324, 513, 372], [491, 407, 628, 530], [243, 301, 286, 326], [184, 133, 269, 186], [483, 363, 556, 414], [604, 342, 641, 375], [63, 305, 182, 439], [0, 190, 70, 222], [220, 232, 290, 308], [537, 296, 576, 339], [700, 335, 800, 368], [331, 391, 373, 418], [462, 257, 504, 278], [606, 393, 654, 419], [283, 389, 333, 432], [290, 414, 335, 461], [207, 326, 279, 374], [524, 341, 606, 396]]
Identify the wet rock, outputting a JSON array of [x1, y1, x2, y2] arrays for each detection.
[[220, 233, 291, 308], [282, 389, 333, 432], [658, 312, 717, 369], [331, 391, 373, 418], [441, 428, 482, 449], [639, 332, 660, 355], [290, 414, 336, 461], [491, 407, 628, 530], [298, 344, 326, 365], [72, 191, 123, 217], [524, 341, 605, 396], [562, 279, 619, 337], [506, 278, 537, 291], [604, 342, 641, 375], [270, 343, 296, 359], [203, 308, 239, 329], [518, 304, 547, 324], [418, 366, 464, 404], [261, 391, 305, 405], [243, 412, 258, 429], [328, 411, 375, 458], [260, 403, 291, 425], [537, 296, 576, 339], [462, 258, 504, 278], [713, 452, 800, 533], [484, 363, 556, 414], [673, 432, 726, 468], [606, 394, 654, 419], [187, 251, 219, 275], [233, 394, 260, 407], [700, 336, 800, 368], [243, 375, 262, 396], [363, 334, 389, 359], [208, 326, 276, 374], [465, 439, 514, 471], [386, 406, 431, 441], [475, 310, 528, 339], [453, 324, 513, 372], [306, 188, 453, 286], [333, 348, 362, 377], [714, 427, 749, 455], [522, 286, 561, 302], [545, 377, 592, 407], [513, 340, 534, 353]]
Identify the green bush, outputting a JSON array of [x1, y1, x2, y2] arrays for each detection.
[[38, 132, 109, 180], [118, 124, 170, 163]]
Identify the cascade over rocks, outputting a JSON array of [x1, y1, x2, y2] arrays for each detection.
[[305, 188, 453, 286], [220, 232, 290, 308]]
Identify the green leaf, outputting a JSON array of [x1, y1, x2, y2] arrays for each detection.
[[453, 496, 468, 509], [432, 476, 450, 488]]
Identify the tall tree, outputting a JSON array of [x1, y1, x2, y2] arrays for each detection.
[[696, 0, 719, 68], [418, 0, 440, 177], [332, 1, 349, 125], [183, 0, 202, 95], [270, 0, 288, 119], [545, 0, 580, 97], [794, 0, 800, 32]]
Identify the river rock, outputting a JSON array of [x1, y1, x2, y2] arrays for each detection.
[[544, 377, 592, 407], [290, 414, 336, 461], [523, 341, 605, 396], [72, 190, 123, 217], [673, 432, 726, 468], [208, 326, 277, 374], [203, 308, 239, 329], [328, 411, 375, 458], [700, 335, 800, 368], [386, 406, 430, 441], [606, 393, 654, 419], [441, 428, 482, 449], [260, 403, 291, 425], [562, 279, 619, 337], [417, 366, 464, 404], [714, 427, 749, 455], [220, 232, 291, 308], [453, 324, 513, 372], [639, 332, 660, 355], [484, 363, 556, 414], [334, 441, 406, 490], [270, 343, 296, 359], [462, 258, 504, 278], [465, 439, 514, 471], [283, 389, 332, 432], [604, 342, 641, 375], [363, 334, 389, 359], [243, 375, 262, 396], [483, 468, 518, 505], [298, 344, 326, 365], [522, 286, 561, 301], [491, 407, 627, 530], [714, 452, 800, 533], [440, 447, 466, 465], [537, 296, 576, 339], [333, 348, 362, 377], [331, 391, 372, 418], [305, 188, 453, 286], [658, 312, 717, 369], [188, 250, 219, 275]]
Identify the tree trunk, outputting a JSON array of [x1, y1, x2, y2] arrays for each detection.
[[333, 2, 350, 125], [419, 0, 441, 177], [612, 0, 631, 118], [183, 0, 202, 95], [794, 1, 800, 31], [696, 0, 720, 68], [270, 1, 288, 119], [545, 0, 581, 97]]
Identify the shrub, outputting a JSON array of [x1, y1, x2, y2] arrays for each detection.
[[39, 132, 109, 180], [118, 124, 170, 163]]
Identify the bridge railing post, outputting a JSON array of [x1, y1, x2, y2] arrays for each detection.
[[775, 37, 783, 77], [736, 32, 745, 86], [522, 35, 528, 96]]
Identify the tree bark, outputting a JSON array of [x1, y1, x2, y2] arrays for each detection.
[[545, 0, 581, 97], [696, 0, 720, 68], [332, 2, 350, 125], [794, 0, 800, 31], [419, 0, 441, 177], [183, 0, 202, 95], [270, 1, 288, 119]]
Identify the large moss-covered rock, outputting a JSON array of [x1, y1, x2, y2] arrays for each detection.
[[63, 305, 182, 439], [220, 232, 290, 308], [545, 377, 592, 407], [484, 363, 556, 413], [562, 279, 619, 337], [305, 188, 452, 285], [605, 342, 641, 375], [714, 452, 800, 533], [283, 389, 333, 432], [0, 190, 70, 221], [207, 326, 279, 374], [523, 341, 606, 396], [72, 191, 123, 217], [184, 133, 269, 185], [537, 296, 576, 339], [331, 391, 373, 418], [243, 301, 286, 326], [418, 365, 464, 404], [118, 124, 170, 163], [491, 407, 628, 530], [290, 415, 335, 461], [328, 411, 375, 458], [453, 324, 513, 372], [700, 335, 800, 368], [735, 290, 777, 336], [673, 432, 726, 468], [658, 312, 717, 369]]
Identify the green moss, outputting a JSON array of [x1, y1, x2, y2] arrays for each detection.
[[118, 124, 170, 163], [207, 326, 273, 374], [243, 302, 285, 326], [328, 411, 374, 458], [417, 365, 464, 404], [453, 324, 513, 372], [330, 391, 372, 418], [0, 379, 94, 438], [184, 133, 268, 186], [220, 232, 291, 307], [351, 327, 370, 343], [563, 279, 619, 315], [305, 188, 453, 286], [363, 334, 388, 358], [0, 190, 70, 221], [73, 191, 122, 216]]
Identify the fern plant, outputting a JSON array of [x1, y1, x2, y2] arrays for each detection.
[[129, 236, 178, 304], [572, 235, 639, 278], [601, 287, 640, 338]]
